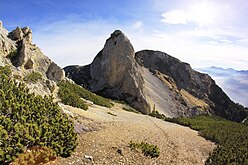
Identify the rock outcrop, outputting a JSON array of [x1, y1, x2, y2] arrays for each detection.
[[7, 25, 65, 81], [0, 21, 16, 59], [8, 27, 32, 43], [0, 21, 65, 96], [46, 62, 65, 82], [88, 30, 150, 113]]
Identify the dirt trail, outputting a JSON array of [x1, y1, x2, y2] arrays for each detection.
[[48, 103, 215, 165]]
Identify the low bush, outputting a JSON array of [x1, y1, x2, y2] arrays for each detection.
[[123, 106, 140, 114], [0, 66, 77, 164], [129, 141, 160, 158], [58, 81, 112, 108], [148, 110, 248, 164], [11, 146, 56, 165], [175, 116, 248, 165], [58, 86, 88, 110]]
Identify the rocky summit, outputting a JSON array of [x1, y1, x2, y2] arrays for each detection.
[[65, 30, 247, 121], [0, 22, 65, 96], [66, 30, 150, 114]]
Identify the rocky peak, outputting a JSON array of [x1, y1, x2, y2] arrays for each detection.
[[8, 26, 32, 43], [91, 30, 136, 87], [0, 22, 65, 85], [89, 30, 150, 113]]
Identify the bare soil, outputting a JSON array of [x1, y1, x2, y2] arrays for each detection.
[[47, 103, 215, 165]]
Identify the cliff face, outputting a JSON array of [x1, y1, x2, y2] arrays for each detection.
[[80, 30, 150, 113], [135, 50, 243, 119]]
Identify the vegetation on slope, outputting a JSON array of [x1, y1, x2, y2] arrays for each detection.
[[176, 116, 248, 165], [129, 141, 160, 158], [149, 111, 248, 164], [0, 66, 77, 164], [58, 81, 112, 109], [23, 71, 42, 83]]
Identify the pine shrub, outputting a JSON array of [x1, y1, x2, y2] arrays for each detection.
[[0, 66, 77, 164], [58, 81, 112, 108]]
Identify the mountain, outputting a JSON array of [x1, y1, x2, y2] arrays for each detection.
[[197, 66, 248, 107], [65, 30, 248, 122], [0, 22, 216, 164]]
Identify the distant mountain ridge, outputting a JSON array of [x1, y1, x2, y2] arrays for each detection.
[[196, 66, 248, 107], [65, 30, 248, 122]]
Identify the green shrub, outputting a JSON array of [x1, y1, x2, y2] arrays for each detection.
[[148, 111, 248, 164], [0, 65, 11, 77], [0, 66, 77, 164], [58, 86, 88, 110], [129, 141, 160, 158], [58, 81, 112, 108], [149, 110, 177, 123], [175, 116, 248, 165], [24, 71, 42, 83]]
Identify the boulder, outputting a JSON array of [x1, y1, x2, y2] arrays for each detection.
[[46, 62, 65, 82]]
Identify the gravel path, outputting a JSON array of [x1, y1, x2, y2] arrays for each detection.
[[47, 103, 215, 165]]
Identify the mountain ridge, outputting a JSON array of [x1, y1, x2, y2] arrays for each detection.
[[65, 30, 248, 122], [197, 66, 248, 107]]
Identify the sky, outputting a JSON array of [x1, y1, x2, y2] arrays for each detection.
[[0, 0, 248, 70]]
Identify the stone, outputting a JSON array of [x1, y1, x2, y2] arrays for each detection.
[[84, 155, 93, 161], [135, 50, 236, 118], [46, 62, 65, 82]]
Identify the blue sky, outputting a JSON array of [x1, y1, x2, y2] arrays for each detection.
[[1, 0, 248, 70]]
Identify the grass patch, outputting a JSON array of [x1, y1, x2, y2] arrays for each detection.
[[24, 71, 42, 83], [123, 106, 140, 114], [129, 141, 160, 158], [58, 81, 112, 108]]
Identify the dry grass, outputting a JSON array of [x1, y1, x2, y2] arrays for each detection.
[[180, 89, 209, 110]]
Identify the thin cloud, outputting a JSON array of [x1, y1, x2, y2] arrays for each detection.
[[132, 21, 143, 29], [161, 10, 188, 24]]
